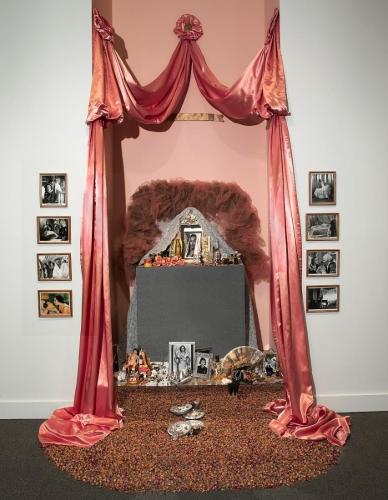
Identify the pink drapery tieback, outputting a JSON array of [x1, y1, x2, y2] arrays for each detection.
[[38, 8, 350, 448]]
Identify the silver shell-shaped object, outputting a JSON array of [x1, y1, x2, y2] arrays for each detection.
[[167, 421, 192, 438], [170, 403, 193, 416], [184, 409, 205, 420]]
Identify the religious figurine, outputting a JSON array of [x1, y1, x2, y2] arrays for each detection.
[[228, 369, 243, 396], [138, 348, 152, 379], [123, 348, 139, 373], [214, 244, 221, 265], [233, 252, 242, 264]]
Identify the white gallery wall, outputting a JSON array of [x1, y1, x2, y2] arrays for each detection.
[[0, 0, 91, 417], [0, 0, 387, 418], [280, 0, 388, 411]]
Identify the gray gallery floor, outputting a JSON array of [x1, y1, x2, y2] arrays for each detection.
[[0, 412, 387, 500]]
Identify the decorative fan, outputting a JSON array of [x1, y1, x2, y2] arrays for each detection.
[[221, 346, 264, 374]]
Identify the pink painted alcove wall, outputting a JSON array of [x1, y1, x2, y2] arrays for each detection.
[[97, 0, 279, 351]]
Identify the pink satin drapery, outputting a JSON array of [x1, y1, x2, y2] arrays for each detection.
[[38, 8, 350, 448]]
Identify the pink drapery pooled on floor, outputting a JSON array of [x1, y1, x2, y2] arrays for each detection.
[[38, 8, 350, 448]]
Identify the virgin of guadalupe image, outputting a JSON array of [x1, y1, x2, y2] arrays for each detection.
[[185, 233, 201, 258]]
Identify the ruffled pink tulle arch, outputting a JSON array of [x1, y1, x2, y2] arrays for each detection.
[[39, 9, 350, 448]]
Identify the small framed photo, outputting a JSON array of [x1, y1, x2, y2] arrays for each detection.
[[306, 285, 339, 313], [169, 342, 195, 375], [181, 225, 203, 260], [40, 174, 67, 207], [194, 352, 212, 379], [37, 216, 71, 244], [38, 290, 73, 317], [309, 171, 336, 205], [306, 249, 340, 277], [306, 213, 339, 241], [37, 253, 72, 281]]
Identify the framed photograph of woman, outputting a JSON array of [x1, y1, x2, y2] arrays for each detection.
[[306, 250, 340, 277], [37, 216, 71, 244], [194, 352, 212, 379], [181, 226, 203, 260], [40, 174, 68, 207], [38, 290, 73, 317], [309, 171, 336, 205], [306, 213, 339, 241], [306, 285, 339, 313], [37, 253, 72, 281], [168, 342, 195, 376]]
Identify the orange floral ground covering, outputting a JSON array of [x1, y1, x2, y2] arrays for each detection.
[[44, 384, 341, 493]]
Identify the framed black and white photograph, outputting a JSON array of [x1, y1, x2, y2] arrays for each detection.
[[309, 171, 336, 205], [181, 225, 203, 260], [38, 290, 73, 317], [40, 174, 67, 207], [37, 253, 72, 281], [169, 342, 195, 376], [37, 216, 71, 244], [306, 213, 339, 241], [306, 249, 340, 277], [194, 352, 211, 379], [306, 285, 340, 313]]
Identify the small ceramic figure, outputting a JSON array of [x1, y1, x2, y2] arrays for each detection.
[[138, 348, 152, 379], [124, 348, 139, 373]]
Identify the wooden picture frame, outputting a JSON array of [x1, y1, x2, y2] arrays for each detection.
[[306, 249, 340, 277], [36, 216, 71, 244], [306, 285, 340, 313], [38, 290, 73, 317], [37, 253, 72, 281], [305, 213, 339, 241], [309, 171, 336, 205], [39, 173, 68, 207]]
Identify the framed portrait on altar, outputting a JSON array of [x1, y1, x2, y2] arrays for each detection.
[[306, 285, 339, 313], [169, 342, 195, 375], [40, 173, 68, 207], [306, 249, 340, 277], [305, 213, 339, 241], [37, 253, 72, 281], [194, 352, 212, 379], [38, 290, 73, 317], [309, 171, 336, 205], [37, 216, 71, 244], [181, 225, 203, 260]]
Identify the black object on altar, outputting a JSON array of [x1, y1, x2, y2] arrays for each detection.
[[136, 265, 248, 361]]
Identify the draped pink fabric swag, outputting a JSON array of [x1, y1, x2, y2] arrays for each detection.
[[39, 8, 350, 448]]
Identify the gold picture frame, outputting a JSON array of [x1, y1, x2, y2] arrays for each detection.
[[38, 290, 73, 317], [305, 213, 339, 241], [37, 253, 72, 281], [306, 285, 340, 313], [39, 173, 68, 207], [306, 249, 340, 277], [309, 171, 336, 205], [36, 216, 71, 244]]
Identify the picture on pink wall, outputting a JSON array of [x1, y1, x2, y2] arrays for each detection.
[[309, 171, 336, 205]]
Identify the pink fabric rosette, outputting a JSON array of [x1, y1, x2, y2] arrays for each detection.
[[174, 14, 203, 40]]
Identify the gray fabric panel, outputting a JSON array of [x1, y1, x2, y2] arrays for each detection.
[[136, 265, 248, 361]]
